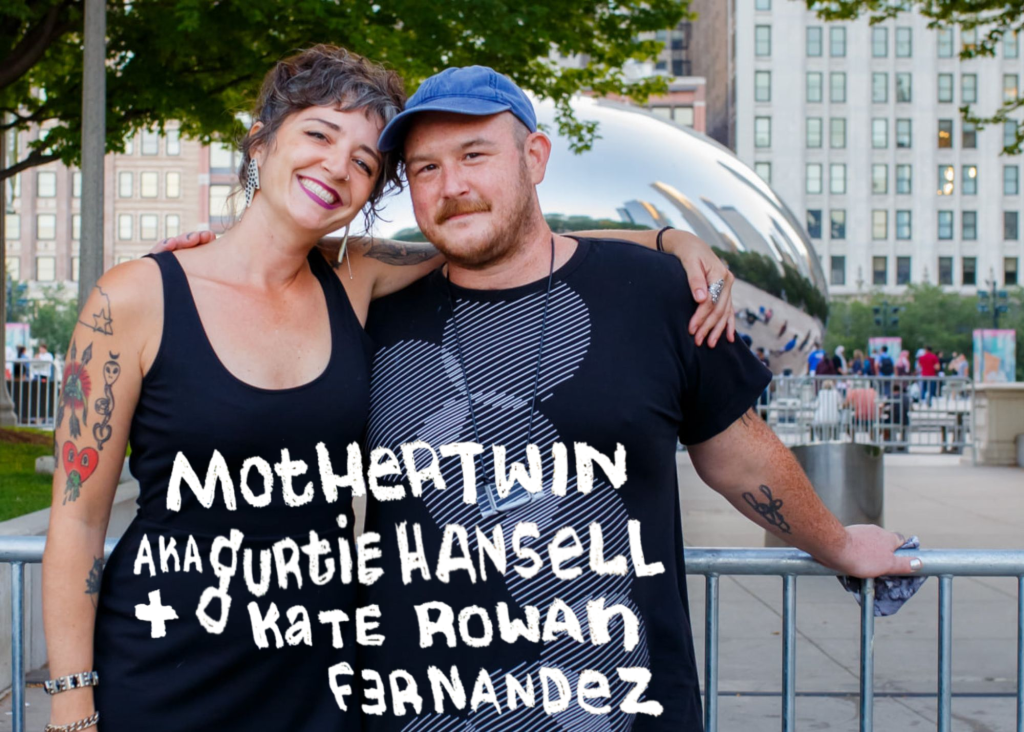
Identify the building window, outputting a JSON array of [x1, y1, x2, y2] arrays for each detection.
[[755, 25, 771, 56], [963, 256, 977, 285], [872, 210, 888, 239], [963, 28, 978, 52], [896, 164, 912, 193], [209, 143, 237, 172], [1005, 120, 1019, 149], [939, 256, 953, 285], [140, 171, 159, 198], [938, 165, 955, 196], [1006, 211, 1019, 240], [675, 106, 695, 126], [6, 213, 20, 240], [755, 117, 771, 147], [807, 72, 823, 103], [938, 73, 954, 103], [71, 256, 79, 282], [123, 135, 134, 155], [831, 255, 846, 286], [72, 172, 81, 198], [36, 256, 55, 282], [209, 184, 237, 221], [1006, 257, 1019, 285], [873, 256, 888, 285], [831, 209, 846, 239], [962, 211, 977, 240], [166, 128, 181, 156], [896, 27, 912, 57], [897, 256, 912, 285], [166, 214, 181, 239], [1006, 31, 1020, 59], [671, 58, 689, 76], [141, 129, 159, 155], [754, 162, 772, 183], [938, 119, 953, 148], [1005, 74, 1020, 102], [962, 73, 977, 103], [755, 71, 771, 102], [118, 214, 133, 241], [1005, 165, 1019, 194], [6, 173, 20, 200], [872, 118, 888, 148], [963, 165, 977, 195], [830, 163, 846, 194], [872, 72, 888, 103], [756, 0, 771, 9], [36, 171, 56, 198], [830, 118, 846, 148], [896, 119, 912, 148], [938, 210, 953, 239], [166, 172, 181, 199], [140, 214, 158, 240], [118, 171, 133, 198], [830, 72, 846, 103], [806, 163, 823, 194], [807, 27, 822, 57], [896, 73, 912, 103], [963, 122, 977, 149], [830, 26, 846, 57], [72, 214, 80, 241], [872, 27, 888, 57], [807, 209, 822, 238], [806, 117, 823, 148], [937, 27, 954, 58], [6, 257, 21, 280], [872, 164, 888, 194], [896, 210, 912, 239], [36, 213, 56, 240]]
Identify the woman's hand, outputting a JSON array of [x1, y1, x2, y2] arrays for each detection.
[[660, 229, 736, 347], [150, 230, 216, 254]]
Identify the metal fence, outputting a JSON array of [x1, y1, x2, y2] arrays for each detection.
[[758, 375, 974, 456], [1, 538, 1021, 732], [2, 359, 62, 429]]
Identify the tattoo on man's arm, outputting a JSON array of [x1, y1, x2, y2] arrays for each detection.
[[363, 239, 438, 266], [78, 286, 114, 336], [85, 556, 104, 607], [742, 484, 792, 534]]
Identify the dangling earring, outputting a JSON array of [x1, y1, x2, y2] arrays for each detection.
[[244, 157, 260, 208], [338, 225, 353, 280]]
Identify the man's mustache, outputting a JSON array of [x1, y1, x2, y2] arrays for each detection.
[[436, 199, 491, 225]]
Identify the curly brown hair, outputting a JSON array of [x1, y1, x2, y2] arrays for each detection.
[[239, 45, 406, 227]]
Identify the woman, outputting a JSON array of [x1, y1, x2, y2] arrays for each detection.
[[42, 46, 734, 732]]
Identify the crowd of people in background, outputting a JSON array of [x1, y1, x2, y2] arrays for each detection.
[[4, 342, 55, 382]]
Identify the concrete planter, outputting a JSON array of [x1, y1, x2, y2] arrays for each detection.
[[0, 463, 139, 692]]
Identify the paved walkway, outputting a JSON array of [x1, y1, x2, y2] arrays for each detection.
[[3, 453, 1021, 731]]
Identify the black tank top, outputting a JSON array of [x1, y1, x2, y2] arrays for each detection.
[[93, 248, 371, 731]]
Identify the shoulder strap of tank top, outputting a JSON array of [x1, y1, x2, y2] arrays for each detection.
[[307, 246, 362, 336], [142, 251, 214, 362]]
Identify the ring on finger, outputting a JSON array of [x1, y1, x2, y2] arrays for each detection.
[[709, 278, 726, 305]]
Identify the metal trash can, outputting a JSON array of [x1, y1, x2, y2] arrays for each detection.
[[766, 443, 884, 547]]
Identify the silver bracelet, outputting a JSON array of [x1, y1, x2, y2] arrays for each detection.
[[42, 671, 99, 695], [43, 710, 99, 732]]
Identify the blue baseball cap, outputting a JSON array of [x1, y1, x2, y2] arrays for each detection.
[[378, 66, 537, 153]]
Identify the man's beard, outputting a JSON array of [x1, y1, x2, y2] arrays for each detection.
[[429, 163, 537, 270]]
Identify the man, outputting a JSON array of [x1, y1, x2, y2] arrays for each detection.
[[30, 341, 54, 381], [918, 345, 940, 405], [355, 67, 918, 730]]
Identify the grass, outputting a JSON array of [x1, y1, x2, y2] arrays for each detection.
[[0, 427, 56, 522]]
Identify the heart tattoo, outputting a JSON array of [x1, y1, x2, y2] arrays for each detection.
[[62, 441, 99, 504]]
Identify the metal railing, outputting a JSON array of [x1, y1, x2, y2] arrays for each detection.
[[758, 375, 974, 455], [1, 538, 1021, 732], [3, 359, 62, 429]]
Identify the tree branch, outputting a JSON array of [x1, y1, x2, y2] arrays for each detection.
[[0, 105, 55, 132], [0, 2, 76, 91], [0, 149, 62, 183]]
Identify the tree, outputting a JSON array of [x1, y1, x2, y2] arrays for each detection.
[[0, 0, 691, 182], [808, 0, 1024, 153], [22, 283, 79, 355]]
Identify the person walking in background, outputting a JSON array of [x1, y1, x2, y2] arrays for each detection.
[[918, 345, 940, 406], [30, 342, 54, 382], [813, 379, 842, 440], [832, 345, 847, 375], [895, 349, 911, 377]]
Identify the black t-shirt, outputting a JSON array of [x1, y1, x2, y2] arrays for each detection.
[[360, 239, 771, 731]]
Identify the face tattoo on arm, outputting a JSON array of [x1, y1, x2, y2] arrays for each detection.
[[92, 353, 121, 451], [56, 340, 93, 439]]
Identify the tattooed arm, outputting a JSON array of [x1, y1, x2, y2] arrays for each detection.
[[686, 409, 921, 578], [42, 261, 155, 726]]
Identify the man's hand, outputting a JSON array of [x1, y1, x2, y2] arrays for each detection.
[[149, 230, 216, 255], [821, 525, 922, 579], [660, 229, 736, 347]]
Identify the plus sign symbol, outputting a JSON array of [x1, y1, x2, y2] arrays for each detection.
[[135, 590, 179, 639]]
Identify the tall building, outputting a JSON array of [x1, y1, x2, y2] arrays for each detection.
[[3, 124, 229, 291], [732, 0, 1023, 296]]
